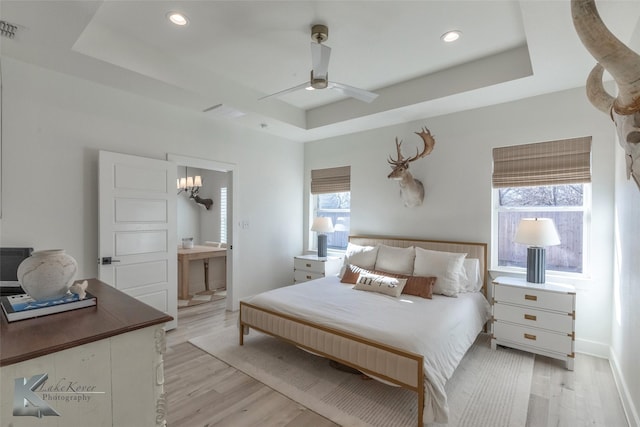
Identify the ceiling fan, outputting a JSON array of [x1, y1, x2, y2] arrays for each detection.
[[259, 24, 379, 104]]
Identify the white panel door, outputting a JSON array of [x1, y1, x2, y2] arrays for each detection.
[[99, 151, 177, 330]]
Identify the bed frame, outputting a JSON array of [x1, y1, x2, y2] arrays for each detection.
[[239, 235, 488, 427]]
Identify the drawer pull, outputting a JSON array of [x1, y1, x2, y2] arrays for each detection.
[[524, 294, 538, 301], [306, 275, 312, 279], [524, 333, 537, 341], [524, 314, 537, 321], [305, 263, 312, 268]]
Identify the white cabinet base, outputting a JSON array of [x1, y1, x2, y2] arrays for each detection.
[[294, 255, 342, 284], [491, 276, 576, 371], [491, 337, 575, 371], [1, 325, 167, 426]]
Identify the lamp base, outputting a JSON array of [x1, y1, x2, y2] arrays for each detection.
[[317, 234, 328, 258], [526, 247, 546, 284]]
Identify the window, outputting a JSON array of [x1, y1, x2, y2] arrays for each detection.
[[494, 184, 590, 274], [310, 166, 351, 251], [313, 192, 350, 250], [220, 187, 227, 244], [492, 136, 592, 276]]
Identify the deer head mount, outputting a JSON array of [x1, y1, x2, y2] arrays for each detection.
[[572, 0, 640, 189], [387, 127, 436, 207], [178, 186, 213, 210], [189, 188, 213, 210]]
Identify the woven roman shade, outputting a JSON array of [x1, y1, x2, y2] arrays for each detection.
[[311, 166, 351, 194], [492, 136, 592, 188]]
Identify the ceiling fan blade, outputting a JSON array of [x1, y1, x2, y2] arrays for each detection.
[[311, 42, 331, 79], [329, 81, 379, 103], [258, 82, 309, 101]]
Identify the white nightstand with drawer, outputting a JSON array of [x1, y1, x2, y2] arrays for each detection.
[[294, 255, 342, 283], [491, 276, 576, 370]]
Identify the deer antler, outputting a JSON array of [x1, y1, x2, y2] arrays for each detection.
[[387, 137, 405, 166], [388, 128, 435, 167], [405, 127, 435, 163]]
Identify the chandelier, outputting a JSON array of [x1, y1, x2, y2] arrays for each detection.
[[177, 167, 213, 210]]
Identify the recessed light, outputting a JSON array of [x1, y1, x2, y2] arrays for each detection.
[[441, 30, 461, 43], [167, 12, 189, 26]]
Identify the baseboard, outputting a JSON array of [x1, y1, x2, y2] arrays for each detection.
[[609, 349, 640, 427], [575, 338, 609, 358], [211, 280, 226, 290]]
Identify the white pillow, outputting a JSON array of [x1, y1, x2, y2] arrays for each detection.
[[353, 272, 407, 297], [340, 243, 379, 277], [374, 245, 415, 275], [459, 258, 483, 292], [413, 247, 467, 297]]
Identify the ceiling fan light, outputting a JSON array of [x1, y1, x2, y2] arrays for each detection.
[[259, 23, 378, 103], [441, 30, 461, 43], [167, 12, 189, 26]]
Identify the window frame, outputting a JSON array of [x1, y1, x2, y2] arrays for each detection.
[[309, 191, 351, 254], [490, 183, 592, 279], [220, 187, 227, 244]]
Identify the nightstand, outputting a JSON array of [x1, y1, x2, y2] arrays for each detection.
[[491, 276, 576, 370], [294, 255, 342, 283]]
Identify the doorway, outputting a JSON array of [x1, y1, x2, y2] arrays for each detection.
[[168, 154, 236, 312]]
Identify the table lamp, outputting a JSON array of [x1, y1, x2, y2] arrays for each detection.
[[311, 217, 334, 258], [514, 218, 561, 284]]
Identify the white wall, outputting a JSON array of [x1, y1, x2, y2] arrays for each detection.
[[612, 142, 640, 426], [0, 57, 304, 309], [305, 86, 616, 357]]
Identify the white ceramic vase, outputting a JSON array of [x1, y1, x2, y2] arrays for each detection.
[[17, 249, 78, 301], [182, 238, 194, 249]]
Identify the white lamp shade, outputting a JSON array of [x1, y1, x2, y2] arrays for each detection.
[[186, 176, 194, 188], [179, 177, 187, 189], [194, 176, 202, 187], [311, 217, 334, 233], [514, 218, 561, 247]]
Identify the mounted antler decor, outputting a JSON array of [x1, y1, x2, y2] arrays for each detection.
[[189, 189, 214, 210], [572, 0, 640, 189], [387, 127, 436, 207]]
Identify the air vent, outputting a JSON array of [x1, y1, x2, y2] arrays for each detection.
[[0, 20, 18, 39], [202, 104, 246, 119]]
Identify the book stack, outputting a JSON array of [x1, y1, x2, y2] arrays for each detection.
[[1, 291, 97, 322], [0, 281, 25, 296]]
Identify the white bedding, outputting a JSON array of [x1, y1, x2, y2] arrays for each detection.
[[243, 275, 491, 423]]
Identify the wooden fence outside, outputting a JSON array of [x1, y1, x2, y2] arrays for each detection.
[[498, 211, 583, 273]]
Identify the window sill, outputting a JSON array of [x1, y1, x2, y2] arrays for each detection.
[[306, 249, 346, 259], [489, 268, 592, 287]]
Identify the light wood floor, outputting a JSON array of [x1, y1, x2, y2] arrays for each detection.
[[165, 299, 629, 427]]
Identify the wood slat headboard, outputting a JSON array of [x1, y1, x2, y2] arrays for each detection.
[[349, 235, 488, 296]]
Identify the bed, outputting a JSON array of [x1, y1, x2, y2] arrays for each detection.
[[239, 236, 491, 426]]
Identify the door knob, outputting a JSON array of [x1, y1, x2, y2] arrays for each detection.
[[100, 257, 121, 265]]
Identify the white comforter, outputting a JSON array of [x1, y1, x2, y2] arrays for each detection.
[[243, 276, 491, 423]]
